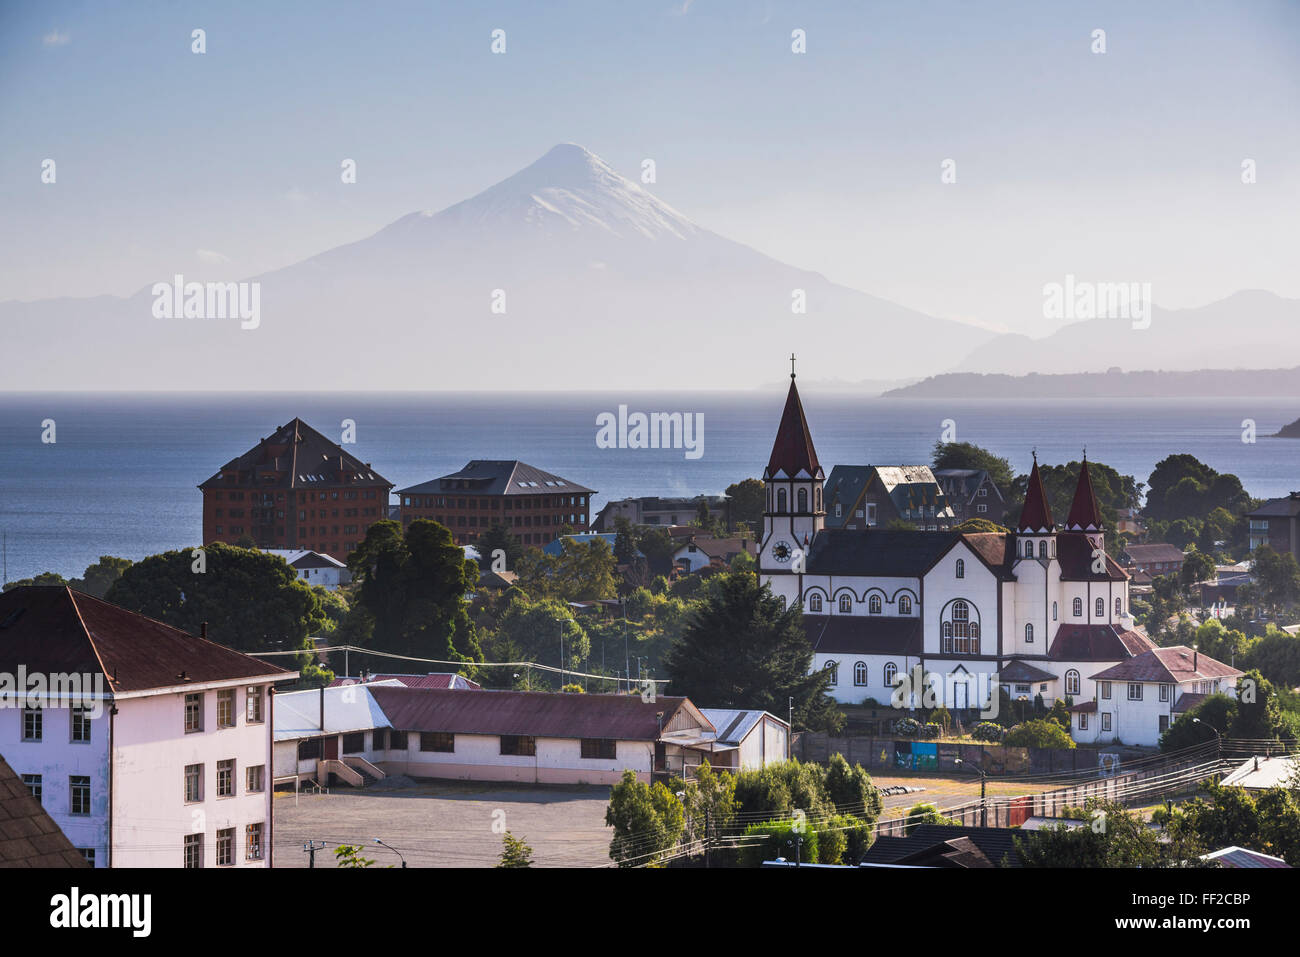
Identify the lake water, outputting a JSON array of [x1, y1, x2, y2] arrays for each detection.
[[0, 391, 1296, 581]]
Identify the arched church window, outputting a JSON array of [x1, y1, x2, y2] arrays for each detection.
[[797, 488, 808, 513], [899, 595, 912, 615], [1096, 597, 1105, 617], [869, 595, 882, 614], [1053, 601, 1058, 621], [854, 661, 867, 686], [1115, 597, 1123, 616], [1025, 623, 1034, 643], [955, 559, 965, 579], [1039, 540, 1048, 558], [825, 661, 838, 686], [815, 487, 822, 512], [884, 662, 898, 687], [839, 594, 851, 613], [1024, 540, 1034, 557], [777, 488, 787, 513], [1065, 670, 1081, 696], [809, 594, 822, 613], [1073, 597, 1083, 617]]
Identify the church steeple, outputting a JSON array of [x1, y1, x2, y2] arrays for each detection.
[[761, 358, 824, 572], [1016, 454, 1055, 534], [764, 360, 822, 482], [1065, 455, 1103, 532]]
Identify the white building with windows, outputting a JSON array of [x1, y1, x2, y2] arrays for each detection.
[[758, 371, 1154, 717], [0, 586, 292, 867]]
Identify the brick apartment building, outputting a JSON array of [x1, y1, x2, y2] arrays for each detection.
[[1247, 493, 1300, 561], [397, 460, 595, 547], [199, 418, 393, 560]]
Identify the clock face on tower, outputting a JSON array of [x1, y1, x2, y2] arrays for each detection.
[[772, 540, 793, 563]]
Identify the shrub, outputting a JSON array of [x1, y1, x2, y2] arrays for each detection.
[[971, 721, 1004, 742], [893, 717, 921, 737], [920, 723, 942, 739], [1003, 718, 1076, 749], [739, 819, 820, 868]]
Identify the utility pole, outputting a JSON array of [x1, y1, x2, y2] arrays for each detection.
[[303, 840, 327, 868]]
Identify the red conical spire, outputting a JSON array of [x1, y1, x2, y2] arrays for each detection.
[[764, 361, 822, 480], [1017, 454, 1055, 533], [1065, 455, 1103, 532]]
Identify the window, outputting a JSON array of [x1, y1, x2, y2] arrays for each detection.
[[1115, 597, 1123, 617], [69, 776, 90, 815], [216, 828, 234, 866], [899, 595, 912, 615], [185, 692, 203, 733], [79, 849, 95, 866], [854, 661, 867, 686], [884, 663, 898, 687], [835, 503, 842, 518], [1100, 681, 1112, 700], [71, 704, 92, 742], [22, 705, 41, 741], [1025, 623, 1034, 643], [581, 738, 617, 760], [247, 686, 264, 723], [342, 732, 365, 753], [217, 689, 235, 728], [978, 487, 987, 497], [372, 729, 386, 751], [500, 735, 536, 756], [1158, 714, 1170, 733], [389, 731, 408, 750], [1096, 597, 1105, 618], [1127, 683, 1143, 701], [1052, 601, 1058, 621], [825, 661, 838, 686], [777, 489, 787, 513], [1073, 598, 1083, 617], [797, 488, 807, 513], [977, 504, 987, 513], [1039, 540, 1048, 559], [868, 595, 882, 614], [421, 732, 455, 752], [1065, 670, 1081, 696], [246, 765, 265, 793], [808, 594, 823, 613], [1024, 540, 1033, 557], [184, 833, 203, 869], [22, 774, 41, 801], [866, 503, 877, 525], [1159, 684, 1171, 702], [1101, 712, 1112, 732], [955, 559, 964, 578], [839, 595, 851, 613], [1079, 712, 1089, 730], [185, 763, 203, 803], [217, 759, 234, 797], [246, 823, 264, 861], [298, 738, 322, 760]]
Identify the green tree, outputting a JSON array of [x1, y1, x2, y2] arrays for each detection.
[[1003, 718, 1075, 749], [931, 442, 1014, 491], [824, 753, 882, 819], [3, 571, 69, 591], [725, 478, 766, 532], [682, 761, 738, 846], [664, 570, 844, 733], [906, 802, 957, 830], [605, 770, 686, 867], [475, 523, 522, 572], [497, 831, 534, 868], [72, 556, 133, 598], [334, 844, 377, 868], [1017, 799, 1205, 867], [106, 543, 322, 653], [1159, 693, 1235, 751]]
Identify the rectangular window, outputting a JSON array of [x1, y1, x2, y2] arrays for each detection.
[[217, 689, 235, 728], [420, 732, 455, 753], [1159, 684, 1171, 702], [185, 692, 203, 733], [1127, 683, 1143, 701], [217, 759, 234, 797], [247, 686, 264, 723], [70, 704, 92, 742], [79, 848, 95, 866], [372, 729, 386, 751], [1100, 681, 1112, 700], [1159, 714, 1170, 733], [22, 706, 41, 741], [22, 774, 41, 801], [246, 823, 264, 861], [246, 765, 265, 793], [297, 738, 321, 760], [580, 738, 617, 760], [1102, 712, 1112, 732], [342, 732, 365, 753], [389, 731, 408, 750], [69, 776, 90, 815], [184, 833, 203, 868], [1079, 713, 1089, 730], [500, 735, 537, 756], [216, 828, 234, 866], [185, 763, 203, 803]]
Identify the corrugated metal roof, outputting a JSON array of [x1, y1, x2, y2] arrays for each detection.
[[273, 684, 394, 740]]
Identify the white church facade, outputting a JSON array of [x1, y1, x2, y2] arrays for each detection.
[[758, 371, 1156, 723]]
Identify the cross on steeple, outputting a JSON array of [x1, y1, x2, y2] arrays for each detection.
[[790, 353, 797, 380]]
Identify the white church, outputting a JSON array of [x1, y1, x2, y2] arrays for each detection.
[[758, 370, 1157, 722]]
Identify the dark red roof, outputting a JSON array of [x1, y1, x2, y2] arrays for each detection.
[[1065, 459, 1103, 532], [764, 377, 821, 480], [1055, 532, 1129, 581], [804, 615, 922, 656], [960, 533, 1018, 579], [0, 587, 293, 694], [0, 755, 90, 868], [1016, 460, 1055, 533], [1048, 624, 1154, 661], [999, 660, 1057, 683], [199, 417, 391, 491], [368, 686, 702, 740], [1091, 646, 1242, 683]]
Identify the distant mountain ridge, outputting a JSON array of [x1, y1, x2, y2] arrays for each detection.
[[884, 366, 1300, 399]]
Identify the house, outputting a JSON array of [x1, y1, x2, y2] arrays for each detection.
[[1114, 507, 1146, 541], [672, 535, 757, 573], [272, 686, 788, 786], [759, 370, 1145, 714], [592, 495, 728, 531], [1247, 493, 1300, 559], [0, 754, 91, 868], [542, 532, 628, 557], [1201, 846, 1291, 868], [199, 417, 392, 561], [397, 460, 595, 547], [263, 549, 352, 590], [0, 586, 293, 867], [934, 469, 1005, 525], [1119, 543, 1186, 580], [860, 824, 1025, 868], [824, 465, 956, 531], [1070, 646, 1242, 747], [1219, 754, 1298, 791]]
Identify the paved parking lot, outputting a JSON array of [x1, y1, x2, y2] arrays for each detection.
[[272, 780, 614, 868]]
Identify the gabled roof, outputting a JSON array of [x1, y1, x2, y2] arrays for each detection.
[[1056, 532, 1128, 581], [674, 536, 757, 561], [699, 709, 785, 745], [0, 755, 91, 867], [861, 825, 1024, 868], [958, 533, 1019, 580], [999, 660, 1057, 683], [273, 684, 395, 741], [369, 686, 703, 741], [804, 615, 922, 657], [1048, 624, 1155, 662], [806, 529, 956, 577], [1247, 495, 1300, 519], [199, 417, 391, 490], [399, 460, 594, 497], [1016, 459, 1055, 533], [935, 469, 1004, 505], [0, 587, 293, 695], [1121, 543, 1186, 564], [264, 549, 347, 570], [1220, 755, 1298, 790], [1064, 459, 1103, 532], [822, 466, 873, 528], [1090, 646, 1242, 683], [1201, 846, 1291, 869], [764, 377, 821, 480]]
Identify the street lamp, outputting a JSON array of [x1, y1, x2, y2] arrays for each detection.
[[554, 617, 573, 687], [954, 758, 988, 826], [1192, 718, 1223, 760], [373, 838, 406, 868]]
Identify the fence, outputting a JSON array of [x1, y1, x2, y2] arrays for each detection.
[[796, 732, 1139, 776]]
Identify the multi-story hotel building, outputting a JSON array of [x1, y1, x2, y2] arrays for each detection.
[[397, 460, 595, 547], [199, 418, 393, 560], [0, 586, 293, 867]]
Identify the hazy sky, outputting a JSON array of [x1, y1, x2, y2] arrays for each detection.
[[2, 0, 1297, 334]]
